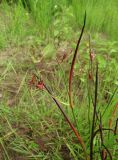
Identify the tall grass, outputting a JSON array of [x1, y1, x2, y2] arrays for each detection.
[[0, 1, 31, 47], [0, 0, 118, 47], [28, 0, 118, 40], [71, 0, 118, 40], [29, 23, 118, 159], [29, 0, 54, 37]]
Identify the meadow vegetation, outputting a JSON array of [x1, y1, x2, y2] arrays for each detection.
[[0, 0, 118, 159]]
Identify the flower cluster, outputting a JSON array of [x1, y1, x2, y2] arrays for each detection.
[[29, 74, 44, 90]]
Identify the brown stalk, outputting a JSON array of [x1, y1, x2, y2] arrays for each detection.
[[69, 12, 86, 110], [43, 83, 88, 160]]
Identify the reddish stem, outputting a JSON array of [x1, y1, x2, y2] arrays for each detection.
[[69, 12, 86, 109]]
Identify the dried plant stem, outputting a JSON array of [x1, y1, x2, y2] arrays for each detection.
[[69, 12, 86, 127], [69, 12, 86, 108]]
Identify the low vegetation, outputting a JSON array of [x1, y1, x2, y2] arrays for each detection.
[[0, 1, 118, 160]]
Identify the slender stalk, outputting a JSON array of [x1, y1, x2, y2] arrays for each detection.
[[99, 114, 112, 160], [99, 114, 104, 145], [102, 144, 112, 160], [90, 63, 98, 160], [69, 11, 86, 126], [93, 128, 114, 139], [87, 78, 91, 134], [43, 84, 88, 159], [69, 11, 86, 109]]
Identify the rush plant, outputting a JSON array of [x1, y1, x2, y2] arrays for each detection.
[[29, 14, 118, 160]]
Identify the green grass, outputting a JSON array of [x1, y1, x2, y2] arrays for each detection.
[[74, 0, 118, 40], [0, 0, 118, 159], [0, 0, 118, 49], [0, 34, 118, 159]]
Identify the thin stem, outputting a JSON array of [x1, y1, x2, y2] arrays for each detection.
[[44, 84, 88, 159], [93, 128, 114, 139], [90, 63, 98, 160], [68, 12, 86, 127]]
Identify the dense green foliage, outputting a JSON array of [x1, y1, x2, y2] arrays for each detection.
[[0, 0, 118, 49]]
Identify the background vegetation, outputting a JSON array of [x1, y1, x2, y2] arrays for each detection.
[[0, 0, 118, 159], [0, 0, 118, 49]]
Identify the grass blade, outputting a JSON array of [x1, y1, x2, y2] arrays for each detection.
[[102, 86, 118, 117]]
